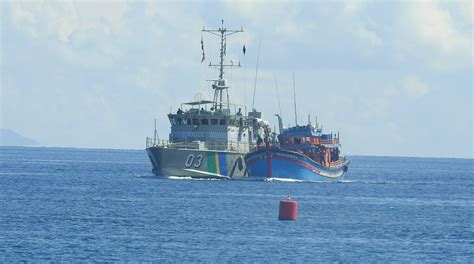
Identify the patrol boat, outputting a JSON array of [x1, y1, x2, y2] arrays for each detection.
[[145, 21, 268, 179]]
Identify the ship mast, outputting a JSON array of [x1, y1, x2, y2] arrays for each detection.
[[202, 19, 243, 111]]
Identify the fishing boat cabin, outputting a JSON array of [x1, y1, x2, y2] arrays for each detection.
[[277, 124, 344, 166]]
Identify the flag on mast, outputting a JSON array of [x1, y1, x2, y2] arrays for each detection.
[[201, 36, 205, 63]]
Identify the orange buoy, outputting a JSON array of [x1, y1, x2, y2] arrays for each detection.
[[278, 196, 298, 221]]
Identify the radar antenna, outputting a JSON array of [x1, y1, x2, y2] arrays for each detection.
[[202, 19, 243, 111]]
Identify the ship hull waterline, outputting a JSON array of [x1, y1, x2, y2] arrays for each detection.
[[146, 147, 248, 179], [244, 148, 349, 182]]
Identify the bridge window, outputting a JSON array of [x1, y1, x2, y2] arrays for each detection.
[[192, 118, 199, 125], [219, 119, 226, 125], [186, 118, 191, 125], [201, 119, 209, 125], [211, 119, 218, 125], [231, 118, 240, 126]]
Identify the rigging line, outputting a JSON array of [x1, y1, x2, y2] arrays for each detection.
[[243, 31, 247, 108], [274, 72, 282, 118], [251, 39, 261, 110], [202, 32, 209, 97], [228, 65, 233, 110], [243, 55, 246, 108], [309, 108, 312, 126], [293, 72, 298, 126]]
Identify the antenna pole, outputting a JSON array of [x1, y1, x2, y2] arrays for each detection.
[[219, 19, 225, 79], [202, 20, 244, 111], [243, 32, 247, 108], [274, 72, 282, 117], [293, 72, 298, 126], [153, 118, 157, 145], [251, 39, 261, 110]]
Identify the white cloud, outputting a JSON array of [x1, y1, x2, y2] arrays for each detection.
[[402, 76, 429, 98], [9, 2, 38, 38], [10, 2, 36, 24], [455, 1, 473, 24], [343, 0, 370, 15], [346, 75, 429, 124], [7, 1, 129, 67], [355, 23, 382, 49], [410, 2, 469, 54], [223, 1, 308, 40], [402, 1, 472, 70], [134, 67, 164, 95]]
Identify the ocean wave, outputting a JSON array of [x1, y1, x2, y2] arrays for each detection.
[[165, 176, 223, 181], [335, 180, 395, 184], [0, 172, 50, 176], [265, 178, 304, 183]]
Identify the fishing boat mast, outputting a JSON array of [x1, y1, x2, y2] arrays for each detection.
[[202, 19, 244, 112]]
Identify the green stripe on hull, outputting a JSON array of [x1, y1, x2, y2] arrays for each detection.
[[207, 152, 217, 174]]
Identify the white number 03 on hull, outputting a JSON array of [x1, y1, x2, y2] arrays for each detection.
[[185, 154, 203, 168]]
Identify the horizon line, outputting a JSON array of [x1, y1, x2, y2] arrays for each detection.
[[0, 145, 472, 160]]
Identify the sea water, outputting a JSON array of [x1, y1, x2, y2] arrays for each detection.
[[0, 147, 472, 262]]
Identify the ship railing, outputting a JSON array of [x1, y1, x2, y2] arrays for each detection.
[[147, 137, 175, 148], [320, 138, 340, 145], [333, 155, 349, 165], [146, 137, 154, 148], [329, 158, 345, 167], [146, 137, 250, 153], [173, 102, 249, 116]]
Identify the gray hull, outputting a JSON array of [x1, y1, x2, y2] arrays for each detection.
[[146, 147, 247, 178]]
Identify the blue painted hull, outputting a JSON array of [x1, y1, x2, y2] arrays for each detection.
[[244, 148, 349, 181]]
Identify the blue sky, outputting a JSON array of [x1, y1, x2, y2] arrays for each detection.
[[1, 0, 472, 158]]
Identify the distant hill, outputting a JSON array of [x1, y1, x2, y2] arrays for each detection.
[[0, 128, 39, 146]]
